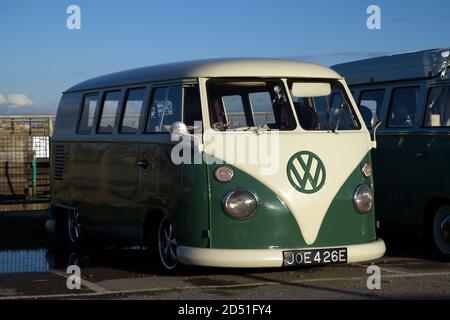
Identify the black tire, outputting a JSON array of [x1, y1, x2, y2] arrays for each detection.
[[428, 205, 450, 260], [66, 210, 83, 250]]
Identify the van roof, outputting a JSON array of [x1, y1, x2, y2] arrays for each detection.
[[331, 48, 450, 86], [65, 58, 341, 93]]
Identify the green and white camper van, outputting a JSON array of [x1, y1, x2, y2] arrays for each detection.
[[50, 58, 385, 271], [333, 48, 450, 258]]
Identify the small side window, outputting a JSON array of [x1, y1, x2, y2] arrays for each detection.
[[78, 93, 98, 134], [358, 89, 385, 128], [183, 85, 203, 132], [98, 91, 121, 134], [120, 88, 146, 133], [387, 87, 419, 128], [424, 86, 450, 127], [146, 86, 182, 133]]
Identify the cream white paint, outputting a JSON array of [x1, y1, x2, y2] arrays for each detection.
[[199, 75, 372, 245], [203, 130, 371, 245], [177, 238, 386, 268]]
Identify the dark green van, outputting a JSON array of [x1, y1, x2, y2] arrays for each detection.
[[333, 48, 450, 258]]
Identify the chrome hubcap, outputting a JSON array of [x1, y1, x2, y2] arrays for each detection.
[[441, 216, 450, 244], [158, 217, 177, 270]]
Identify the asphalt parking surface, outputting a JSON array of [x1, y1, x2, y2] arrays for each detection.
[[0, 211, 449, 300]]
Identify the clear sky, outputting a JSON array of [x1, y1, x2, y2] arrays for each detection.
[[1, 0, 449, 115]]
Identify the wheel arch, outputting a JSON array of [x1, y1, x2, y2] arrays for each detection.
[[424, 197, 450, 233]]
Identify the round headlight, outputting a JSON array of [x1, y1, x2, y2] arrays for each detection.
[[214, 166, 234, 182], [352, 184, 374, 214], [361, 163, 373, 177], [222, 189, 259, 220]]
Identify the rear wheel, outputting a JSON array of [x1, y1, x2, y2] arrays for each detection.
[[67, 210, 82, 248], [430, 205, 450, 259], [157, 216, 179, 272]]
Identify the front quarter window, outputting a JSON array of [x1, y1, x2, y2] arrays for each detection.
[[289, 80, 360, 131]]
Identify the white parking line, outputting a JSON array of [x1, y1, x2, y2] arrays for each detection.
[[353, 263, 408, 275], [50, 270, 111, 294], [0, 270, 449, 300]]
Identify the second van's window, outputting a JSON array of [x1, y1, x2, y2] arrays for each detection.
[[98, 91, 121, 134], [358, 89, 385, 128], [207, 79, 296, 131], [388, 87, 419, 128], [120, 88, 146, 133], [78, 93, 98, 134], [424, 86, 450, 127], [146, 86, 182, 133]]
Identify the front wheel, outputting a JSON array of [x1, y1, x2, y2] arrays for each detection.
[[157, 216, 179, 272], [430, 206, 450, 259]]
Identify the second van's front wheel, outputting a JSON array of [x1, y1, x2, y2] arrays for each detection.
[[430, 206, 450, 260], [157, 216, 179, 272]]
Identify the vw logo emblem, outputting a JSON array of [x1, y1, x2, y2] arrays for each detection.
[[287, 151, 326, 194]]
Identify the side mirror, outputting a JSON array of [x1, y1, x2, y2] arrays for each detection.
[[170, 121, 189, 136], [370, 113, 380, 128]]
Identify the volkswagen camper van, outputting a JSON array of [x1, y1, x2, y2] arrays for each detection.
[[333, 48, 450, 258], [50, 58, 385, 271]]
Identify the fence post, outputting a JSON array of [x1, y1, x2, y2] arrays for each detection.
[[32, 151, 37, 198]]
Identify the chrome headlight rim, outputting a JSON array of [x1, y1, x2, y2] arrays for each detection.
[[221, 188, 260, 220], [352, 184, 374, 214]]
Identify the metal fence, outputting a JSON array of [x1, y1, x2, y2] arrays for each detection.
[[0, 248, 50, 273], [0, 116, 54, 204]]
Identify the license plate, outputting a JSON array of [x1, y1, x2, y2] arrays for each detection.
[[283, 248, 347, 267]]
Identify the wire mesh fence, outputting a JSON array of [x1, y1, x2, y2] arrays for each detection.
[[0, 248, 50, 273], [0, 116, 54, 204]]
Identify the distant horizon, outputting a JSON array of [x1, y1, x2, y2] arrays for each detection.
[[1, 0, 449, 115]]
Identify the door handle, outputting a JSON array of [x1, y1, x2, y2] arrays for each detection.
[[138, 159, 149, 169]]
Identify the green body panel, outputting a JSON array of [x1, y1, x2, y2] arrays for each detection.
[[208, 153, 377, 249], [55, 139, 376, 249], [54, 140, 210, 248], [373, 132, 450, 231], [314, 153, 376, 246]]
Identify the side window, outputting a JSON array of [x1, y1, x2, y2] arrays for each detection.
[[249, 92, 276, 126], [146, 86, 182, 133], [120, 88, 146, 133], [98, 91, 121, 134], [387, 87, 419, 128], [424, 86, 450, 127], [78, 93, 98, 134], [183, 85, 203, 131], [358, 89, 385, 128]]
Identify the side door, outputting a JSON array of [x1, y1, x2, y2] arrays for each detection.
[[375, 85, 424, 228], [137, 82, 208, 247]]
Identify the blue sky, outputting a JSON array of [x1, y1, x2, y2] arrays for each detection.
[[0, 0, 449, 115]]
